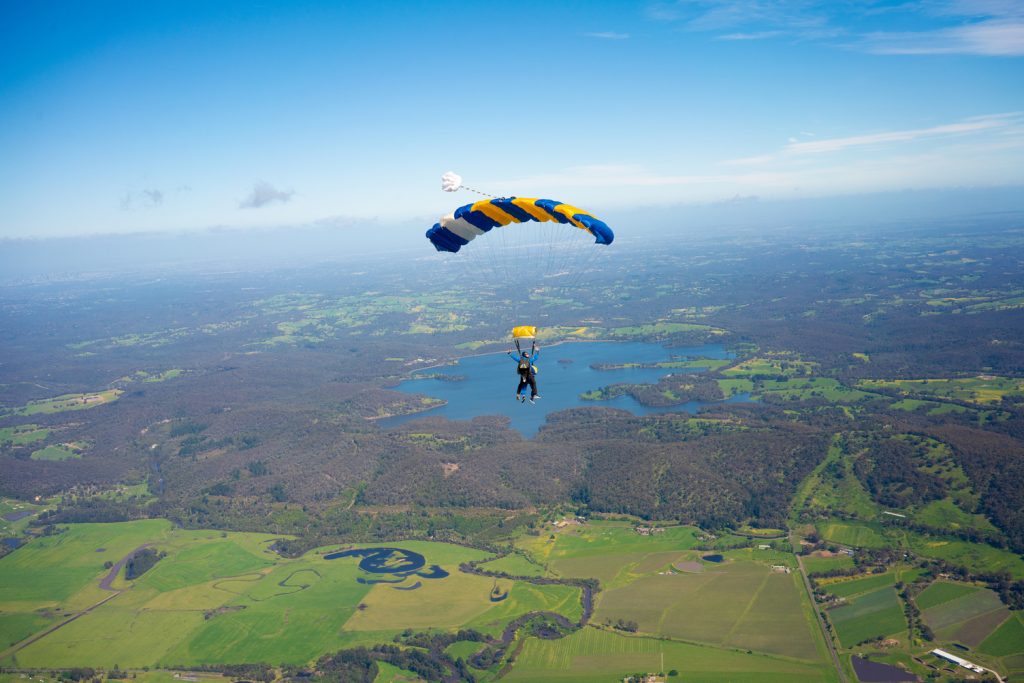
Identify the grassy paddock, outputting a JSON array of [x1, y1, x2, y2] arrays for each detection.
[[505, 626, 834, 682]]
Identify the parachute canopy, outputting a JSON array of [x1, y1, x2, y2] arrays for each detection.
[[426, 197, 614, 254], [511, 325, 537, 340]]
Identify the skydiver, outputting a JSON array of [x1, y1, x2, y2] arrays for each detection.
[[509, 345, 541, 404]]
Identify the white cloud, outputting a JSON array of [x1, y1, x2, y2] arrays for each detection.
[[785, 113, 1024, 155], [583, 31, 630, 40], [239, 181, 295, 209], [646, 0, 1024, 56], [861, 19, 1024, 56], [718, 30, 783, 41]]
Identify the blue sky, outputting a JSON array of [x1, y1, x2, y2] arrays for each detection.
[[1, 0, 1022, 238]]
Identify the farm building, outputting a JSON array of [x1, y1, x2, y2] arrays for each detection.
[[930, 648, 985, 674]]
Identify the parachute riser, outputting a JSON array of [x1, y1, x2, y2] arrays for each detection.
[[513, 338, 536, 355]]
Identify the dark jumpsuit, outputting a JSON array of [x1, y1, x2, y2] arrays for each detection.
[[509, 349, 539, 398]]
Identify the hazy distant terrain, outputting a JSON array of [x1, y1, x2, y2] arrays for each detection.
[[2, 216, 1024, 681]]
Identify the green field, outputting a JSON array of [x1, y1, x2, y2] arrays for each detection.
[[0, 425, 49, 446], [0, 524, 597, 669], [827, 587, 906, 648], [591, 553, 821, 661], [979, 613, 1024, 657], [819, 572, 895, 599], [857, 376, 1024, 405], [475, 552, 547, 577], [6, 390, 122, 416], [921, 587, 1004, 632], [30, 444, 82, 461], [505, 626, 836, 682], [915, 580, 980, 610], [802, 554, 855, 575], [816, 520, 888, 549], [906, 533, 1024, 579]]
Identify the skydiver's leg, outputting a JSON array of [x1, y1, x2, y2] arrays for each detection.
[[517, 378, 528, 400], [529, 377, 538, 400]]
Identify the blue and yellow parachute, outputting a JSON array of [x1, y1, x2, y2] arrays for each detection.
[[426, 197, 614, 253]]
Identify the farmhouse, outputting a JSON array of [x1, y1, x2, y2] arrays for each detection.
[[931, 648, 985, 674]]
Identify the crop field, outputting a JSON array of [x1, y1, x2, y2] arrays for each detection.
[[915, 581, 980, 610], [819, 571, 896, 599], [594, 554, 821, 660], [979, 613, 1024, 657], [922, 587, 1004, 632], [827, 587, 905, 648], [755, 378, 875, 403], [802, 554, 855, 575], [504, 626, 836, 683]]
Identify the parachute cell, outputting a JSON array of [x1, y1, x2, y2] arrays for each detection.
[[511, 326, 537, 340], [426, 197, 614, 254]]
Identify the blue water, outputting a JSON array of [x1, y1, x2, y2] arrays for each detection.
[[381, 341, 749, 436]]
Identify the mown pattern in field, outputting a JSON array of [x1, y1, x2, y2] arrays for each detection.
[[594, 557, 820, 660], [828, 587, 905, 648], [922, 587, 1004, 633], [504, 626, 834, 683], [979, 613, 1024, 657], [817, 520, 887, 549], [802, 553, 855, 575], [915, 580, 980, 610], [819, 572, 895, 599]]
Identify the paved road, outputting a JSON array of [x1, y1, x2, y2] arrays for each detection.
[[793, 537, 848, 683], [0, 544, 150, 660]]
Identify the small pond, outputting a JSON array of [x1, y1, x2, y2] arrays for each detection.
[[850, 656, 918, 682]]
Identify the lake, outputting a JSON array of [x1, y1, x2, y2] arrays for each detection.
[[381, 341, 749, 436]]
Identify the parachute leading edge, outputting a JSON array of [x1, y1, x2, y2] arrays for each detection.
[[426, 197, 614, 253]]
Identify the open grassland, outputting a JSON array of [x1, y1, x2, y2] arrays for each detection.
[[6, 390, 122, 416], [915, 498, 997, 533], [518, 520, 699, 585], [4, 528, 581, 668], [374, 661, 424, 682], [857, 376, 1024, 405], [30, 444, 82, 461], [721, 356, 817, 377], [793, 437, 880, 521], [827, 587, 905, 648], [0, 425, 49, 446], [594, 555, 821, 660], [755, 378, 874, 403], [906, 533, 1024, 579], [0, 519, 174, 609], [475, 552, 546, 577], [504, 626, 836, 683]]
